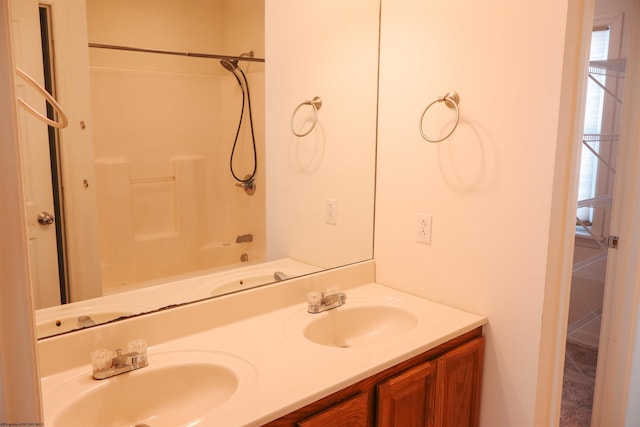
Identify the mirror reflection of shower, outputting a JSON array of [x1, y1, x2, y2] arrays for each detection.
[[221, 51, 257, 195]]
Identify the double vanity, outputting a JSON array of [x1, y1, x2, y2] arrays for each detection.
[[38, 261, 487, 426]]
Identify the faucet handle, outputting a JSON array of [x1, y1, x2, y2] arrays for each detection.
[[307, 291, 323, 314], [128, 339, 148, 357], [307, 291, 322, 306], [325, 286, 340, 296], [91, 348, 114, 371]]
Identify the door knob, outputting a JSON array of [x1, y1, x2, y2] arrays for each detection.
[[37, 211, 55, 225]]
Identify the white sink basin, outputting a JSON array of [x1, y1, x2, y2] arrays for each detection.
[[44, 351, 257, 427], [286, 299, 419, 348]]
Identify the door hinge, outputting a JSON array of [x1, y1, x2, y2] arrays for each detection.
[[608, 235, 619, 249]]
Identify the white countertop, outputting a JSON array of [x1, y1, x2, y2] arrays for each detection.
[[40, 279, 487, 426]]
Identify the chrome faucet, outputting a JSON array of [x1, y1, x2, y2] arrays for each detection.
[[236, 233, 253, 243], [77, 315, 95, 328], [91, 339, 148, 380], [274, 271, 288, 281], [307, 289, 346, 313]]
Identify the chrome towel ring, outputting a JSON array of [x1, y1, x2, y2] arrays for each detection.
[[419, 91, 460, 143], [290, 96, 322, 137], [15, 67, 69, 129]]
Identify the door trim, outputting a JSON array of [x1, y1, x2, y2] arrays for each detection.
[[592, 2, 640, 423], [0, 1, 42, 421]]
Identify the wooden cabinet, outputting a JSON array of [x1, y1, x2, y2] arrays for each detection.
[[435, 338, 484, 426], [377, 360, 437, 427], [264, 328, 484, 427]]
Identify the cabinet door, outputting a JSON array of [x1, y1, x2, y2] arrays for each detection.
[[297, 392, 371, 427], [377, 360, 437, 427], [435, 337, 484, 427]]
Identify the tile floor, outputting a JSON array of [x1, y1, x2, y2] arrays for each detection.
[[560, 341, 598, 426]]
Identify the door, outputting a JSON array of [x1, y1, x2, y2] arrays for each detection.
[[568, 15, 625, 350], [10, 0, 62, 308], [377, 360, 437, 427], [434, 338, 484, 427]]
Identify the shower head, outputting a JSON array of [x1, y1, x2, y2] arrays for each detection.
[[220, 58, 239, 72], [220, 58, 242, 86], [220, 51, 254, 72]]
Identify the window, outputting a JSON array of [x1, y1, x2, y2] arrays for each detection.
[[577, 29, 609, 227], [576, 18, 623, 240]]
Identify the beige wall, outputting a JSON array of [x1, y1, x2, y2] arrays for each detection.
[[375, 1, 572, 425], [86, 0, 264, 59], [265, 0, 378, 268]]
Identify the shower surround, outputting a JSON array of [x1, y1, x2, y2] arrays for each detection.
[[86, 0, 265, 290]]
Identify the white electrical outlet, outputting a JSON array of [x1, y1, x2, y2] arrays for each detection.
[[325, 199, 337, 225], [416, 214, 432, 244]]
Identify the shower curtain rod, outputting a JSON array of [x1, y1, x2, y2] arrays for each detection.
[[88, 43, 265, 63]]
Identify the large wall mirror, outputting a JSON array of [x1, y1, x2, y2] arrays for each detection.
[[11, 0, 379, 339]]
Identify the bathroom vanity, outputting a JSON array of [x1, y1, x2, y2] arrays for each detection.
[[37, 261, 486, 426], [265, 328, 483, 426]]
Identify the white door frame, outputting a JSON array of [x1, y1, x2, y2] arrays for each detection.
[[0, 1, 42, 422], [592, 2, 640, 424], [37, 0, 103, 302]]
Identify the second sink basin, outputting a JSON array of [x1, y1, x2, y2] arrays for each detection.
[[304, 305, 418, 347], [286, 299, 419, 348], [44, 351, 257, 427]]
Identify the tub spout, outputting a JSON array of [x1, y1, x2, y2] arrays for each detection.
[[236, 234, 253, 243]]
